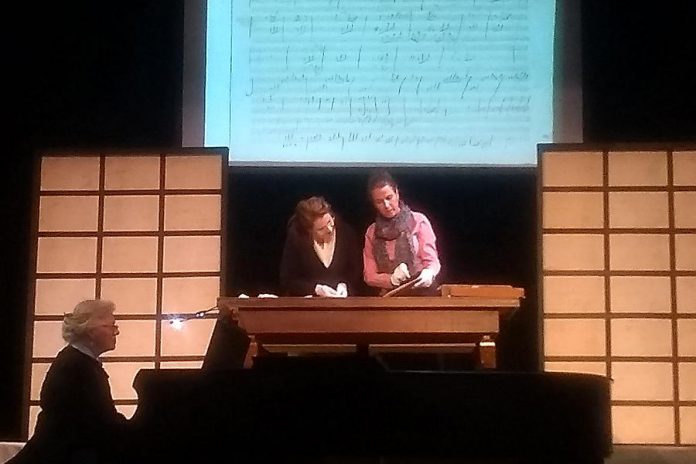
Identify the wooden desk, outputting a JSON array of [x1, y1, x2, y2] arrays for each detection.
[[218, 289, 523, 368]]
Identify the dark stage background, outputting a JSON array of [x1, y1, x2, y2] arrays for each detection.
[[225, 165, 538, 373], [2, 2, 694, 439]]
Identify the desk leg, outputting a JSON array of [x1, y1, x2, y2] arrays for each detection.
[[479, 335, 497, 369], [356, 343, 370, 357], [245, 336, 259, 368]]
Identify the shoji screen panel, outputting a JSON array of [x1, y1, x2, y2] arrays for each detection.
[[540, 145, 696, 446], [25, 149, 227, 437]]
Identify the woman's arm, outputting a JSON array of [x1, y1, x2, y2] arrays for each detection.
[[279, 231, 316, 296]]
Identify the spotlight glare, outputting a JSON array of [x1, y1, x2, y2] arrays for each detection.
[[170, 318, 184, 330]]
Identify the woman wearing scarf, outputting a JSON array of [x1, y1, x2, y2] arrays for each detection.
[[363, 170, 441, 295]]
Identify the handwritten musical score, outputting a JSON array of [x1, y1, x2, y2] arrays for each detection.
[[226, 0, 553, 163]]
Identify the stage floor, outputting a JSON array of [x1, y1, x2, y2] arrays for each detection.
[[607, 446, 695, 464], [2, 443, 693, 463]]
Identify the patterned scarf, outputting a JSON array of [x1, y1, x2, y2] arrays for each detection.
[[373, 202, 416, 273]]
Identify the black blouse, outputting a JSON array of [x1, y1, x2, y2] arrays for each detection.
[[10, 345, 130, 463], [279, 217, 363, 296]]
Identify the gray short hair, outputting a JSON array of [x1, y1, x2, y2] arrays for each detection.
[[62, 299, 116, 343]]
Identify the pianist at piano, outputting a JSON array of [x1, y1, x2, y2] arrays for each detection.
[[9, 300, 132, 464]]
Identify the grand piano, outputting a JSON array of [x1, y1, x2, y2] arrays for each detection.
[[130, 287, 612, 463]]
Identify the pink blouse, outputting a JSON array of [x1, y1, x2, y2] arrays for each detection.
[[362, 212, 441, 289]]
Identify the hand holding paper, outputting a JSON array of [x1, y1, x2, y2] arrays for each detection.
[[390, 263, 411, 286]]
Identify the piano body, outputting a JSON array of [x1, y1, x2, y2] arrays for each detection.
[[131, 363, 611, 462], [129, 286, 612, 462]]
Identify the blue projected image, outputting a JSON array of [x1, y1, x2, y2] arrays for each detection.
[[204, 0, 556, 165]]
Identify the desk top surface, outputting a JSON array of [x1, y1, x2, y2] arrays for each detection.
[[218, 295, 522, 310]]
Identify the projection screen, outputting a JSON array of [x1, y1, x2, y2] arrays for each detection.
[[184, 0, 579, 166]]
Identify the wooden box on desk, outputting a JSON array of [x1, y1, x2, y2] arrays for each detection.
[[439, 284, 525, 299]]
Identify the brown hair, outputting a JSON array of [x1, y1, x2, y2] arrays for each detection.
[[290, 196, 334, 234], [367, 170, 399, 197]]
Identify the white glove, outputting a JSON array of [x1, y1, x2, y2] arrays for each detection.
[[314, 284, 338, 297], [390, 263, 411, 286], [257, 293, 279, 298], [412, 268, 435, 288], [335, 283, 348, 298]]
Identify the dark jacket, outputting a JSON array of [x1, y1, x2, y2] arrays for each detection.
[[280, 217, 363, 296], [10, 345, 130, 464]]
